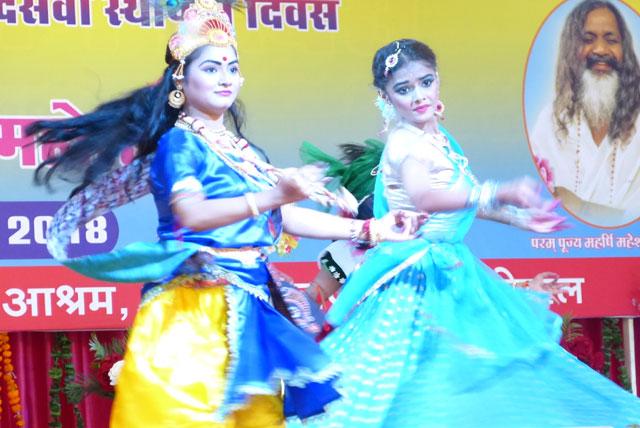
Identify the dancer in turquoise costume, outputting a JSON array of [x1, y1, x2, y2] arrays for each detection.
[[26, 0, 424, 424], [289, 39, 640, 427], [299, 141, 563, 312]]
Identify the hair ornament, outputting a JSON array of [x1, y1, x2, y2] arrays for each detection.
[[168, 0, 237, 64], [384, 41, 402, 76]]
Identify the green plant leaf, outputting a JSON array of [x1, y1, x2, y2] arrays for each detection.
[[89, 332, 108, 360]]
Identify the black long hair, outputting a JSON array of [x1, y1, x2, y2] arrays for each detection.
[[372, 39, 437, 91], [28, 44, 251, 192]]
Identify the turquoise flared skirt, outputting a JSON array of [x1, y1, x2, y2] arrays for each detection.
[[290, 241, 640, 427]]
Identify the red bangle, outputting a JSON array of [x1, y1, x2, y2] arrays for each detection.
[[361, 219, 371, 245]]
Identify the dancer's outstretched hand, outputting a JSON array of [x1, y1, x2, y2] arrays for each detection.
[[378, 210, 428, 242], [274, 165, 327, 204], [527, 272, 567, 304], [274, 164, 359, 215], [514, 199, 569, 233], [526, 200, 570, 233], [275, 163, 340, 205]]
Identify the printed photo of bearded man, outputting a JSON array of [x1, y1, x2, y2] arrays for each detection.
[[530, 0, 640, 227]]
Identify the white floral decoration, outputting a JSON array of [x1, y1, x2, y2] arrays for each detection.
[[108, 360, 125, 386]]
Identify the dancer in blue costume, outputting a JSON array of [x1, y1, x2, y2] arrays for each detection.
[[290, 39, 640, 428], [26, 2, 423, 425]]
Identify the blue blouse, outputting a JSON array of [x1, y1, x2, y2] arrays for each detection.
[[151, 127, 282, 249]]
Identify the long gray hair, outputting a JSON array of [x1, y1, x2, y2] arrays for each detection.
[[553, 0, 640, 145]]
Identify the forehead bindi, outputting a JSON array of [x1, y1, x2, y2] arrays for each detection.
[[213, 53, 237, 64], [198, 45, 238, 64], [583, 7, 621, 37]]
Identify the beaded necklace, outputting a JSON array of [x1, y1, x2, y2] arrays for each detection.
[[175, 113, 279, 190], [573, 112, 618, 205]]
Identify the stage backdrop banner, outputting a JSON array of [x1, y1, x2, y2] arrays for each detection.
[[1, 0, 639, 331]]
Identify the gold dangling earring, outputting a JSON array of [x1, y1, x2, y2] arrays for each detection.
[[168, 81, 185, 109]]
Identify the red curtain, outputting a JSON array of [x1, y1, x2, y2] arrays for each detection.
[[1, 320, 638, 427], [2, 331, 124, 428]]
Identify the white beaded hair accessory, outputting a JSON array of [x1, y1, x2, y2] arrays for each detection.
[[375, 94, 397, 133]]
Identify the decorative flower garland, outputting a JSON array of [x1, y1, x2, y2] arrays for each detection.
[[602, 318, 631, 391], [49, 332, 84, 428], [0, 332, 25, 427]]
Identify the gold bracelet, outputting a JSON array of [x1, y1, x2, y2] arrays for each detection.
[[348, 220, 359, 243], [244, 192, 260, 218]]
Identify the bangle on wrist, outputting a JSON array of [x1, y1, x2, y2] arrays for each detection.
[[468, 180, 499, 214], [478, 180, 498, 212], [349, 220, 367, 246], [349, 219, 379, 248], [368, 219, 381, 246], [361, 219, 372, 247], [466, 184, 481, 208], [349, 220, 359, 243], [244, 192, 260, 218]]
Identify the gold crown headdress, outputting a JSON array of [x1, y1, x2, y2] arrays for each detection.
[[168, 0, 237, 79]]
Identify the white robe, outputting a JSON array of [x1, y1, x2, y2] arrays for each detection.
[[531, 104, 640, 227]]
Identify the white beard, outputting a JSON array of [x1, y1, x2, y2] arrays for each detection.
[[579, 70, 619, 130]]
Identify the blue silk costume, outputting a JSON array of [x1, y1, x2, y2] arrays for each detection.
[[60, 126, 340, 426], [288, 124, 640, 428]]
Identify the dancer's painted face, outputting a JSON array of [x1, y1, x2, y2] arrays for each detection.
[[384, 61, 440, 131], [183, 45, 243, 118]]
